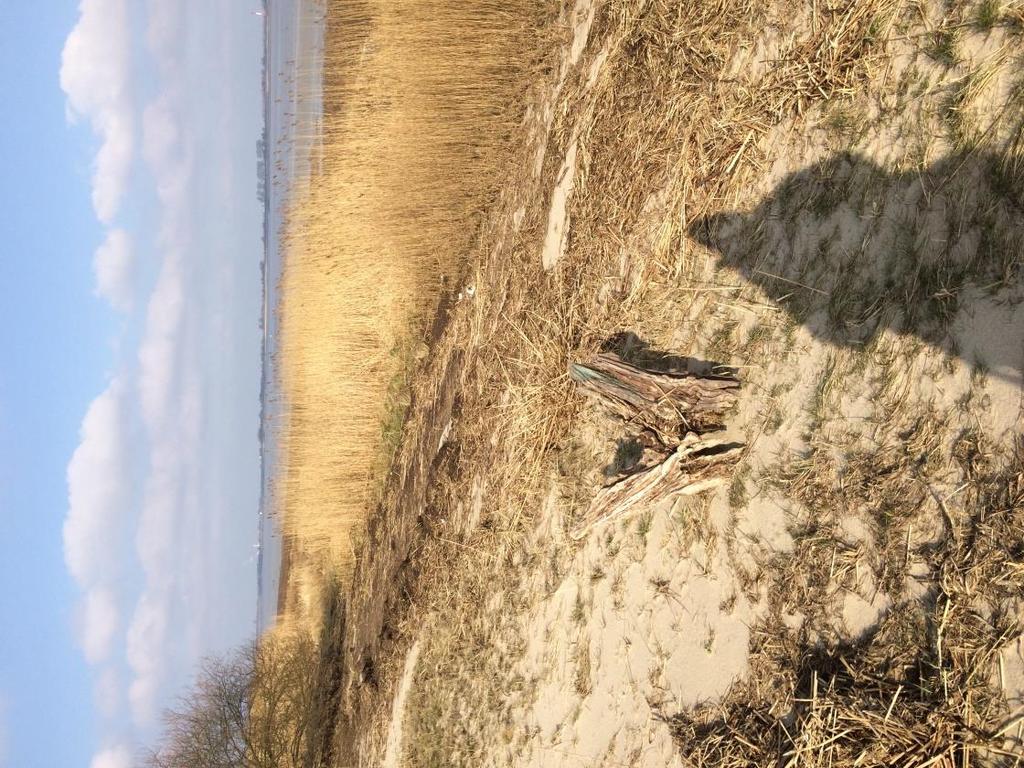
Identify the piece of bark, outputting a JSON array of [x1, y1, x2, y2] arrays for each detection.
[[570, 352, 739, 440], [571, 433, 742, 540]]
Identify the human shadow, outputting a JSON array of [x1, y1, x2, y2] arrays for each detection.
[[688, 150, 1024, 383]]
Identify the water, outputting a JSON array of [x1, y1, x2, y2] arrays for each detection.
[[256, 0, 325, 632]]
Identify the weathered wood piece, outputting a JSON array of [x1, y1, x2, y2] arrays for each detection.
[[570, 352, 739, 440], [571, 433, 742, 540]]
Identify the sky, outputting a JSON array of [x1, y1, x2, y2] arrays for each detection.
[[0, 2, 265, 766]]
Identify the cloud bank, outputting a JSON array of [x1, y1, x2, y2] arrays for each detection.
[[61, 0, 264, 760]]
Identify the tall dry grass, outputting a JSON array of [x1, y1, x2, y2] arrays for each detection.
[[272, 0, 540, 596]]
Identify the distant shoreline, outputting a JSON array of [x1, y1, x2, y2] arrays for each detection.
[[255, 0, 273, 634], [255, 0, 324, 633]]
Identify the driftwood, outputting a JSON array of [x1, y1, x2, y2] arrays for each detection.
[[570, 351, 743, 541], [570, 352, 739, 440], [571, 433, 743, 540]]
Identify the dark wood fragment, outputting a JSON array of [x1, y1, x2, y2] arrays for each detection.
[[570, 352, 739, 440]]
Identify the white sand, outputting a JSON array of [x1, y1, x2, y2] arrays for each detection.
[[382, 640, 422, 768], [541, 140, 579, 271], [538, 0, 599, 271]]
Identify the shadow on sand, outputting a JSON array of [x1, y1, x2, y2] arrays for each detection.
[[688, 150, 1024, 383]]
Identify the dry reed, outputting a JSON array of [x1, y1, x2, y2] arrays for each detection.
[[271, 0, 541, 588]]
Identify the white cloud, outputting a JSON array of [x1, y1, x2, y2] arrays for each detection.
[[125, 27, 206, 725], [141, 98, 179, 177], [94, 668, 122, 718], [90, 111, 134, 224], [142, 98, 193, 217], [128, 301, 204, 725], [60, 0, 133, 223], [126, 588, 171, 726], [81, 587, 120, 664], [145, 0, 183, 71], [59, 0, 129, 117], [64, 379, 129, 586], [90, 745, 132, 768], [138, 250, 183, 417], [94, 228, 135, 311]]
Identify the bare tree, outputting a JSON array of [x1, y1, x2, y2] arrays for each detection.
[[146, 635, 324, 768]]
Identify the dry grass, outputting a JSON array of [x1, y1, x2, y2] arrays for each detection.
[[270, 0, 544, 592], [374, 0, 1024, 765], [388, 0, 913, 762], [671, 435, 1024, 767]]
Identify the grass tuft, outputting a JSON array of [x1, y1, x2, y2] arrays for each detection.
[[925, 26, 960, 67], [974, 0, 1002, 30]]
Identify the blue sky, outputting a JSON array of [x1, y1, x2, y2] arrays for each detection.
[[0, 2, 265, 766]]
